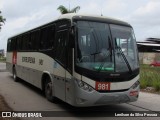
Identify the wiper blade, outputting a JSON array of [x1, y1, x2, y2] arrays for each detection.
[[96, 36, 113, 72], [95, 50, 113, 72], [117, 47, 132, 73]]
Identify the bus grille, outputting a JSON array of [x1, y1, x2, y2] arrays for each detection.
[[95, 94, 129, 105]]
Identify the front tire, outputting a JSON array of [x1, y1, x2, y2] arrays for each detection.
[[45, 78, 55, 102]]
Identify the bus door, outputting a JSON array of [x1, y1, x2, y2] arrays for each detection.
[[54, 28, 69, 101]]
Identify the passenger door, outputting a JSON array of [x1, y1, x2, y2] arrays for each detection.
[[53, 29, 68, 101]]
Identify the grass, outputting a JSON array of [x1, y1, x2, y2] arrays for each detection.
[[0, 57, 6, 63], [140, 64, 160, 92]]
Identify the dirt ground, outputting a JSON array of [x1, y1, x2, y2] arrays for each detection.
[[0, 95, 12, 111], [141, 88, 160, 95], [0, 95, 19, 120]]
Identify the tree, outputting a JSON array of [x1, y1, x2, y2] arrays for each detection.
[[0, 11, 6, 30], [57, 5, 80, 14]]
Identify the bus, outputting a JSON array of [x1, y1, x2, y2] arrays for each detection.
[[6, 14, 140, 107]]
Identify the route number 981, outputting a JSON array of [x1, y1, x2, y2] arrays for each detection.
[[95, 82, 110, 91]]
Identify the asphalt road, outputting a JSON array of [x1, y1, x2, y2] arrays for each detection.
[[0, 62, 160, 120]]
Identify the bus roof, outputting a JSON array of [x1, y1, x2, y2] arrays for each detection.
[[9, 13, 131, 39], [58, 13, 131, 27]]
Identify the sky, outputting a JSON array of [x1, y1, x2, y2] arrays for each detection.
[[1, 0, 160, 50]]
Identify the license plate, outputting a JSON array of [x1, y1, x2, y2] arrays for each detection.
[[95, 82, 111, 91]]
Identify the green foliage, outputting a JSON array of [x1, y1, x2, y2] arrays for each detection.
[[0, 11, 6, 30], [0, 57, 6, 63], [140, 64, 160, 92], [57, 5, 80, 14], [152, 77, 160, 91], [57, 5, 69, 14]]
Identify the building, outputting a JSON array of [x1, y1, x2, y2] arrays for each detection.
[[137, 38, 160, 64]]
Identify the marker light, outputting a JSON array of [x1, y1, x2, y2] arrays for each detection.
[[131, 81, 140, 89]]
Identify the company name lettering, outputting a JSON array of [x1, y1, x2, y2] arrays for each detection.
[[22, 57, 35, 64]]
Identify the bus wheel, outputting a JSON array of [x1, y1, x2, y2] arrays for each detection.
[[45, 78, 54, 102], [13, 67, 19, 82]]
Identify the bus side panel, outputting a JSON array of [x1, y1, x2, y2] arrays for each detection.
[[14, 52, 58, 91], [6, 52, 13, 73], [16, 52, 47, 89]]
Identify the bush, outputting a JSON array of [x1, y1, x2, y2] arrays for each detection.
[[0, 57, 6, 62], [140, 64, 160, 92]]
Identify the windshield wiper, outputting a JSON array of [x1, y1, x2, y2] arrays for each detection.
[[97, 59, 106, 72], [93, 49, 113, 72], [96, 37, 113, 72], [90, 52, 101, 62], [116, 46, 132, 73]]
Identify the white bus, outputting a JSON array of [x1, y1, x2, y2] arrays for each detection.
[[6, 14, 140, 107]]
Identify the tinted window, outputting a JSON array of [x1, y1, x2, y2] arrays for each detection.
[[31, 30, 40, 50], [11, 38, 17, 51], [17, 36, 22, 51], [22, 33, 30, 50], [48, 25, 55, 49], [7, 39, 12, 51], [55, 30, 68, 66], [40, 24, 55, 50]]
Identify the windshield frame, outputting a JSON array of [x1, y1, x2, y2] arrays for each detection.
[[73, 19, 139, 81]]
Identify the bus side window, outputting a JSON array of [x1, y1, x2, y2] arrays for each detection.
[[17, 36, 22, 51], [22, 35, 25, 50], [22, 33, 30, 51], [40, 24, 55, 50], [47, 24, 55, 49], [28, 33, 32, 50], [11, 38, 17, 51], [35, 30, 40, 51], [55, 30, 68, 67], [7, 39, 12, 51], [30, 32, 35, 50], [31, 30, 39, 51], [40, 27, 47, 50]]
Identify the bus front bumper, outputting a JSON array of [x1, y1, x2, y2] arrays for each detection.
[[72, 83, 139, 107]]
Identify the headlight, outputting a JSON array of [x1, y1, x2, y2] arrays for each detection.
[[131, 81, 140, 89], [76, 79, 94, 92]]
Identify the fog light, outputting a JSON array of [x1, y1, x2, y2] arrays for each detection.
[[76, 98, 87, 104], [130, 91, 138, 96]]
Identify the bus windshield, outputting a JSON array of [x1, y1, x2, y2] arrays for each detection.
[[76, 21, 139, 73], [110, 24, 139, 72]]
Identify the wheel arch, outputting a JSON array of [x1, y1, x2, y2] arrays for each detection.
[[41, 71, 54, 92]]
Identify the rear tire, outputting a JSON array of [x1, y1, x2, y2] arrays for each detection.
[[45, 78, 55, 102], [13, 67, 19, 82]]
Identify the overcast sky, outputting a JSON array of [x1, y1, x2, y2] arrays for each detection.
[[1, 0, 160, 50]]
